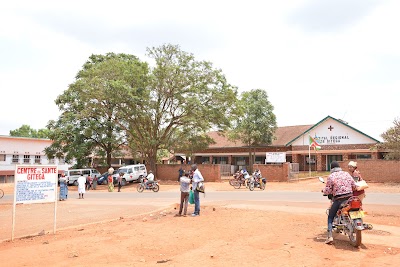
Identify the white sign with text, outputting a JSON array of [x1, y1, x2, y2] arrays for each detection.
[[14, 165, 58, 204]]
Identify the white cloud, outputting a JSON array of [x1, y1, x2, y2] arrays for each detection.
[[0, 0, 399, 141]]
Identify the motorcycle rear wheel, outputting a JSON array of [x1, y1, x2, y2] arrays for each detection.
[[229, 179, 236, 186], [137, 184, 144, 193], [349, 229, 362, 247], [260, 182, 265, 190], [152, 184, 160, 192]]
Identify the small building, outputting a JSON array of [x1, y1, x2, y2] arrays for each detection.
[[0, 136, 72, 183], [188, 116, 382, 172]]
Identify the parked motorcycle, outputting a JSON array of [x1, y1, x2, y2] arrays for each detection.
[[248, 170, 266, 191], [319, 177, 372, 247], [137, 176, 160, 193]]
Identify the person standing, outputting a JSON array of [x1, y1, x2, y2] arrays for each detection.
[[191, 164, 204, 217], [348, 161, 366, 202], [108, 167, 114, 192], [117, 172, 124, 192], [59, 173, 68, 201], [178, 166, 184, 182], [176, 171, 191, 217], [78, 173, 86, 199], [92, 175, 98, 190], [322, 161, 357, 244]]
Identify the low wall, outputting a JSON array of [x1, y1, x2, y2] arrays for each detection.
[[253, 163, 290, 182], [154, 164, 221, 182], [340, 160, 400, 183]]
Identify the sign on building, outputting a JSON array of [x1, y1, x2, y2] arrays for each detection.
[[266, 152, 286, 163]]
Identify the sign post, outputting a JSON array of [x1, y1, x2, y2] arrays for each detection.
[[12, 165, 58, 240]]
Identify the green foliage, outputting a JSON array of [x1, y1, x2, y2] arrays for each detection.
[[379, 117, 400, 160], [46, 45, 240, 171], [10, 125, 50, 138], [229, 89, 277, 170], [114, 44, 240, 172], [45, 53, 148, 167]]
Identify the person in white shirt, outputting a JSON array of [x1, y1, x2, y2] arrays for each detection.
[[145, 170, 155, 187], [191, 164, 204, 216], [77, 173, 86, 199]]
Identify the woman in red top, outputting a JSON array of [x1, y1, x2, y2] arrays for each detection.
[[348, 161, 365, 202]]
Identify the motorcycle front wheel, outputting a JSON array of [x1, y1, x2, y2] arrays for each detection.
[[249, 182, 255, 191], [232, 180, 241, 189], [152, 184, 160, 192], [137, 184, 144, 193], [349, 228, 362, 247]]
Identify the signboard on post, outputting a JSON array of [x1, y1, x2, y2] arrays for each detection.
[[265, 152, 286, 163], [12, 165, 58, 240]]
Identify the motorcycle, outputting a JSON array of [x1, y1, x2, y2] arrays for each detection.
[[248, 170, 266, 191], [230, 170, 251, 189], [319, 177, 372, 247], [137, 176, 160, 193]]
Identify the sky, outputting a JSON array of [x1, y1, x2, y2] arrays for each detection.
[[1, 0, 399, 141]]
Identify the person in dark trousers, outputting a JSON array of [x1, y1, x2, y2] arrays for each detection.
[[322, 161, 357, 244], [117, 172, 124, 192], [175, 171, 191, 217], [191, 164, 204, 217]]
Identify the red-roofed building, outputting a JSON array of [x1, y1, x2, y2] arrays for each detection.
[[182, 116, 382, 173]]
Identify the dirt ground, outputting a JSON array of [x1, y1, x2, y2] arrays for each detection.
[[0, 180, 399, 267]]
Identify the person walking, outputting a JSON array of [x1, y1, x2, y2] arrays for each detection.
[[348, 161, 366, 202], [176, 171, 191, 217], [117, 172, 124, 192], [191, 164, 204, 217], [78, 173, 86, 199], [322, 161, 357, 244]]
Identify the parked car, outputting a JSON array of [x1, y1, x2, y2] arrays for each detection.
[[97, 172, 118, 185]]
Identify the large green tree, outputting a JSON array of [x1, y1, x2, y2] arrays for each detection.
[[10, 125, 50, 138], [45, 53, 148, 168], [229, 89, 277, 171], [379, 117, 400, 160], [114, 44, 240, 172]]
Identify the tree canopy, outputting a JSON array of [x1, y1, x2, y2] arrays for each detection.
[[379, 117, 400, 160], [229, 89, 277, 170], [10, 125, 50, 138], [45, 53, 148, 168], [45, 45, 240, 171]]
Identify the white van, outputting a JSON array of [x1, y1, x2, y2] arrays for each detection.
[[64, 168, 101, 186], [117, 164, 147, 183]]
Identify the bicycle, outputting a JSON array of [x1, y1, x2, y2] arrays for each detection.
[[0, 188, 4, 199]]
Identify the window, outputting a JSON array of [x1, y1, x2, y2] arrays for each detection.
[[134, 166, 139, 172], [139, 166, 146, 171], [0, 154, 5, 161], [356, 154, 371, 159], [12, 155, 19, 164], [34, 155, 41, 164], [24, 155, 30, 163]]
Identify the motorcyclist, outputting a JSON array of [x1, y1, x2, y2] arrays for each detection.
[[145, 170, 155, 188], [322, 161, 357, 244], [348, 161, 366, 202]]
